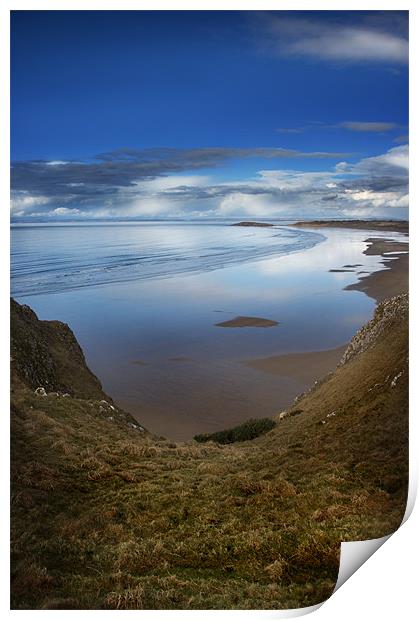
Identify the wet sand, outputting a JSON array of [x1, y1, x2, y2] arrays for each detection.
[[292, 219, 409, 233], [244, 345, 346, 383], [345, 237, 408, 302], [215, 315, 279, 328]]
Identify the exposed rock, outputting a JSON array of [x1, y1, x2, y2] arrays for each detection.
[[391, 371, 404, 388], [340, 294, 408, 365]]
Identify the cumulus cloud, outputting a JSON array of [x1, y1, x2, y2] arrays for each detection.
[[10, 145, 408, 220], [11, 146, 350, 197], [342, 189, 408, 208], [10, 146, 351, 216], [259, 12, 408, 64], [10, 191, 54, 216], [341, 144, 409, 176], [218, 192, 279, 217], [52, 207, 81, 216]]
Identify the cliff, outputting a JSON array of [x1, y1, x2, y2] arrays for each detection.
[[11, 299, 105, 399], [340, 294, 408, 365]]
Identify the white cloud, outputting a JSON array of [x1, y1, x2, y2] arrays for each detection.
[[257, 169, 336, 191], [218, 192, 280, 217], [10, 146, 408, 220], [287, 28, 408, 63], [261, 15, 408, 64], [344, 189, 408, 208], [10, 191, 53, 214], [344, 144, 409, 175], [52, 207, 82, 216], [134, 175, 210, 193]]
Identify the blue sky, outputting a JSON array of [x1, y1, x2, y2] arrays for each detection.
[[11, 10, 409, 219]]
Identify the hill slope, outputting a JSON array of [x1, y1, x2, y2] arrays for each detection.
[[11, 298, 105, 399], [10, 296, 408, 609]]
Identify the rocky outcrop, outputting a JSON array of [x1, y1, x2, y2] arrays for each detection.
[[11, 298, 106, 399], [340, 294, 408, 365], [290, 294, 408, 406]]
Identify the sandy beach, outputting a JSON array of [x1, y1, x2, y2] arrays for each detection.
[[244, 345, 347, 384], [346, 238, 408, 302], [243, 223, 408, 388], [292, 219, 409, 233]]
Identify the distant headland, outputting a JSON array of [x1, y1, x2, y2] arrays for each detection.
[[291, 219, 409, 233], [231, 221, 274, 227]]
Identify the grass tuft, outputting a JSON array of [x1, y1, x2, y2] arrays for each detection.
[[194, 418, 276, 444]]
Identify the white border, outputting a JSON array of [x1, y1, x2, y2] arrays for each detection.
[[1, 2, 416, 618]]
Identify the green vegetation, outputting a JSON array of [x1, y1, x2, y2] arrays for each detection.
[[10, 296, 409, 609], [194, 417, 276, 444]]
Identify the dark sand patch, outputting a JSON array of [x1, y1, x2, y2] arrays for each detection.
[[215, 316, 279, 328], [244, 345, 347, 383]]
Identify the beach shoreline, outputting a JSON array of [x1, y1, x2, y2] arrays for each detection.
[[243, 223, 408, 388], [291, 219, 409, 233], [113, 221, 409, 439], [345, 237, 408, 302], [13, 219, 409, 441]]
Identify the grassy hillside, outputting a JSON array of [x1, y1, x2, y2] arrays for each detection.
[[10, 296, 408, 609]]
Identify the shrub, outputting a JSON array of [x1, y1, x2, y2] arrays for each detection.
[[194, 418, 276, 444]]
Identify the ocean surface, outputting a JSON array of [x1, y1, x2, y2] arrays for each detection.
[[11, 221, 407, 440], [11, 222, 324, 296]]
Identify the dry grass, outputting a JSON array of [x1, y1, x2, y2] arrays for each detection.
[[10, 300, 408, 610]]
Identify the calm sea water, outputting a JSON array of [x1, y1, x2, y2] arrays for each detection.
[[11, 221, 407, 439], [11, 222, 323, 297]]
